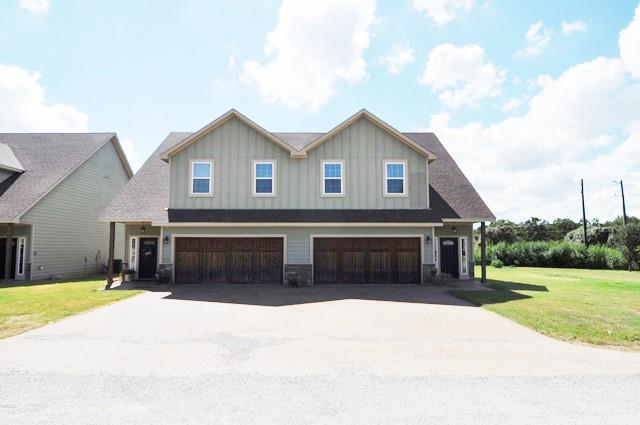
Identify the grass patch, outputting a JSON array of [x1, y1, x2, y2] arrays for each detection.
[[0, 278, 142, 338], [450, 266, 640, 349]]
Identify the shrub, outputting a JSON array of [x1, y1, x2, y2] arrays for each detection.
[[479, 241, 628, 270], [564, 226, 612, 246], [609, 224, 640, 270], [492, 259, 504, 268]]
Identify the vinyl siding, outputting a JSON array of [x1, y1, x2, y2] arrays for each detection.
[[21, 141, 129, 280], [162, 226, 435, 265], [169, 117, 429, 209]]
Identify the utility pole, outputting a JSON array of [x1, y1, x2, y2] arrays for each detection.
[[620, 180, 628, 226], [581, 179, 588, 247]]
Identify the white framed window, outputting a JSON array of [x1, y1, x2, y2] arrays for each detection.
[[321, 160, 344, 197], [129, 236, 138, 271], [460, 237, 468, 275], [189, 160, 213, 196], [383, 160, 408, 197], [16, 237, 26, 276], [252, 160, 276, 196]]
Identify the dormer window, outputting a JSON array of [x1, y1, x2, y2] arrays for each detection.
[[383, 160, 407, 197], [321, 160, 344, 197], [252, 160, 276, 196], [190, 160, 213, 196]]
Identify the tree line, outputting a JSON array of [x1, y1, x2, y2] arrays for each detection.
[[479, 216, 640, 271]]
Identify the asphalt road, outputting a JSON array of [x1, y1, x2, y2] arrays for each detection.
[[1, 285, 639, 424]]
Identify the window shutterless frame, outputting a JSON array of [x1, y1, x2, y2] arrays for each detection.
[[251, 160, 277, 197], [321, 160, 345, 197], [383, 159, 408, 197], [189, 159, 214, 196]]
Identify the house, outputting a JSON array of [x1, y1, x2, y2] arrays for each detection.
[[101, 109, 494, 285], [0, 133, 132, 281]]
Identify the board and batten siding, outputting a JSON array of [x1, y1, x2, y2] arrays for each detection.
[[169, 117, 429, 209], [162, 226, 435, 265], [21, 141, 129, 280]]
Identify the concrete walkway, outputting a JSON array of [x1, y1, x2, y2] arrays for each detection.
[[1, 284, 639, 424]]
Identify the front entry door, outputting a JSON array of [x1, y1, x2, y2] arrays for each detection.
[[439, 238, 459, 278], [138, 238, 158, 280], [0, 238, 17, 279]]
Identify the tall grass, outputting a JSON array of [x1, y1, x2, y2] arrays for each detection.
[[474, 241, 627, 270]]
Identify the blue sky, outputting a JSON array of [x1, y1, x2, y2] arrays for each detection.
[[2, 0, 639, 221]]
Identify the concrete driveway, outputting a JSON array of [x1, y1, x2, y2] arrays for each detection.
[[1, 284, 639, 424]]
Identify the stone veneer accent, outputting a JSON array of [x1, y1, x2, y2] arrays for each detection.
[[284, 264, 313, 287], [422, 264, 438, 285], [157, 263, 173, 283]]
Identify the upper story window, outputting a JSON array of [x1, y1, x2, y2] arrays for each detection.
[[190, 160, 213, 196], [383, 160, 407, 197], [321, 160, 344, 197], [252, 160, 276, 196]]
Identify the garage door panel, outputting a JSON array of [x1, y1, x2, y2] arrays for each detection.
[[369, 251, 393, 283], [314, 252, 337, 284], [341, 251, 366, 283], [398, 251, 420, 283], [175, 237, 283, 284], [202, 252, 227, 283], [314, 237, 420, 284]]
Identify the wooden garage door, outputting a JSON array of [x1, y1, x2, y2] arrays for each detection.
[[174, 238, 283, 284], [313, 237, 421, 284]]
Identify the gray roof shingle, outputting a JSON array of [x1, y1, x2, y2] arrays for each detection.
[[102, 130, 494, 223], [0, 133, 118, 222], [102, 132, 190, 223]]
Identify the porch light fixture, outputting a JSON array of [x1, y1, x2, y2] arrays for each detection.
[[452, 226, 457, 234], [425, 235, 432, 244], [163, 236, 169, 244], [141, 225, 146, 234]]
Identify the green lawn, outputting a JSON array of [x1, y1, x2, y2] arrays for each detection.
[[0, 278, 142, 339], [450, 266, 640, 349]]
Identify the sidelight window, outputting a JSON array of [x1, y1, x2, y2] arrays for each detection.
[[460, 237, 468, 275]]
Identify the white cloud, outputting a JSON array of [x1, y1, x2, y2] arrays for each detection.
[[0, 64, 88, 132], [18, 0, 49, 15], [619, 3, 640, 79], [501, 96, 527, 112], [411, 0, 474, 26], [427, 48, 640, 221], [561, 20, 587, 35], [378, 41, 416, 74], [518, 21, 552, 57], [419, 44, 506, 108], [242, 0, 377, 111]]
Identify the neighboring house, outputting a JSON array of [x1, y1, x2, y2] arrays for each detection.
[[0, 133, 132, 281], [101, 109, 494, 285]]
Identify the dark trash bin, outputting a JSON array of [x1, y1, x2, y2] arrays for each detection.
[[113, 259, 123, 274]]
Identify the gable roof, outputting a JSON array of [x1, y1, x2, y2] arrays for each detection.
[[405, 133, 494, 221], [160, 109, 297, 161], [102, 132, 190, 223], [0, 133, 133, 223], [0, 143, 24, 172], [298, 109, 437, 161], [103, 129, 494, 224], [160, 109, 438, 161]]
